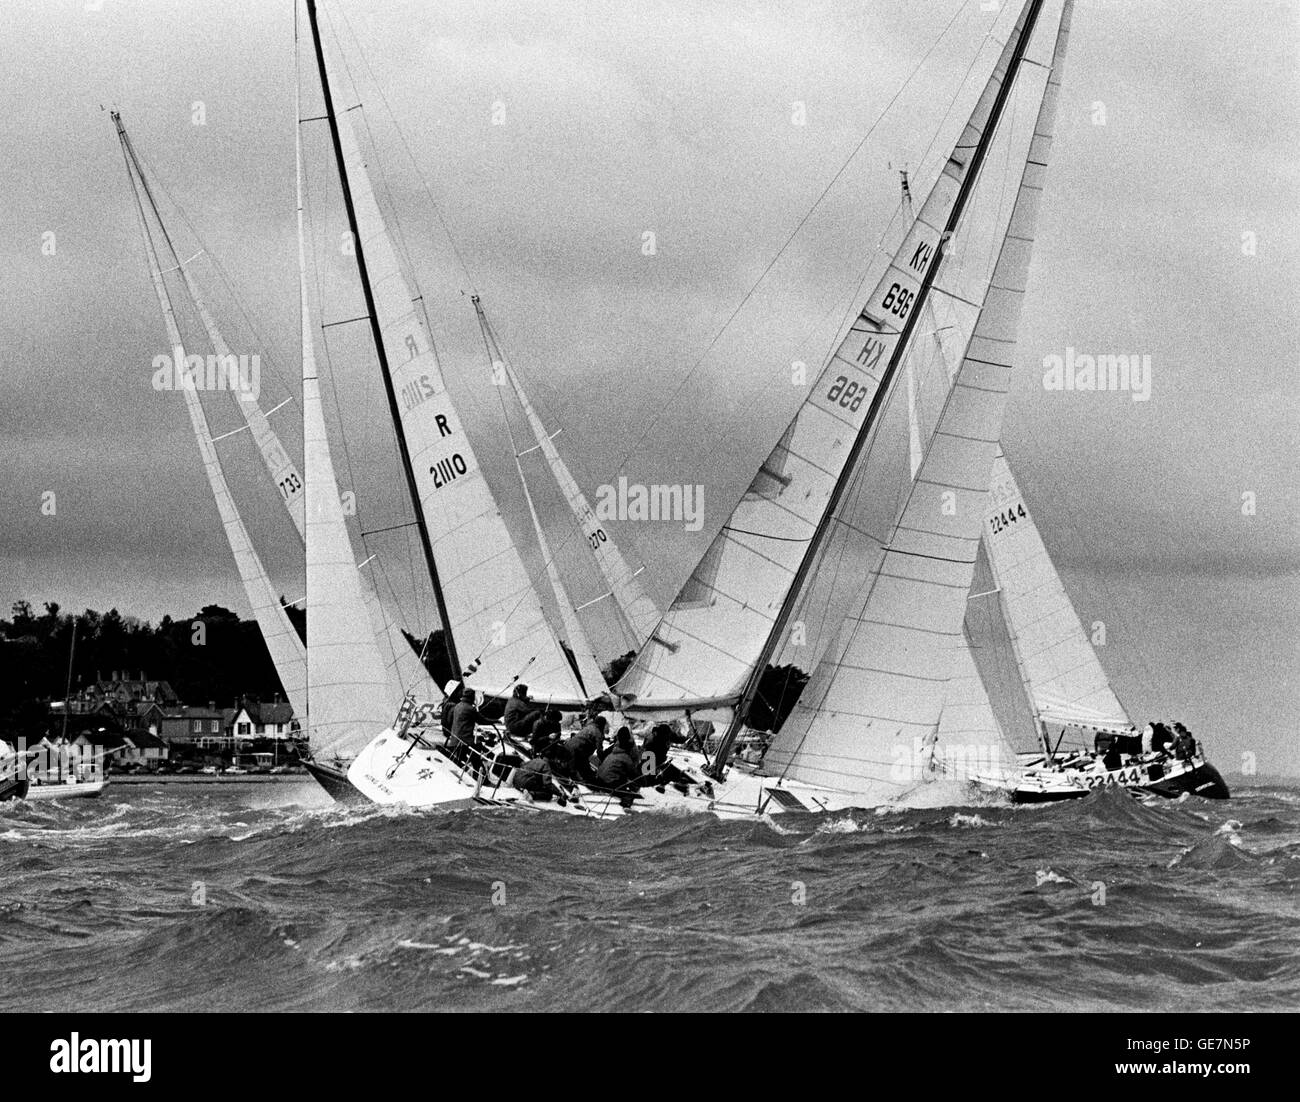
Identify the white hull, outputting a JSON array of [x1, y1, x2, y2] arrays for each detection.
[[22, 778, 107, 801], [346, 727, 905, 822]]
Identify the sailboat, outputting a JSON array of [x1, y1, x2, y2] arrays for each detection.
[[340, 0, 1081, 817], [962, 451, 1229, 801], [1, 623, 111, 802], [115, 101, 438, 802], [124, 0, 1225, 819]]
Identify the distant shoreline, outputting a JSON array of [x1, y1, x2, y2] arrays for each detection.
[[108, 773, 310, 785]]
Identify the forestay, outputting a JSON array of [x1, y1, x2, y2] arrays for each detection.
[[615, 0, 1047, 713], [764, 0, 1070, 799]]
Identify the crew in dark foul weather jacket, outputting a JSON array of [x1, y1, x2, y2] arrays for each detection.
[[448, 690, 485, 772], [639, 723, 691, 787], [503, 684, 543, 741], [529, 708, 563, 756], [512, 747, 568, 804], [439, 680, 463, 741], [1171, 722, 1196, 761], [1148, 721, 1174, 756], [596, 728, 643, 805], [562, 716, 606, 783]]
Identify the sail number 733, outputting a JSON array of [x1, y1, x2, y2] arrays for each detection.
[[989, 503, 1027, 535]]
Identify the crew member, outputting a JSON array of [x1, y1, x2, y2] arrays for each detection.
[[503, 684, 543, 741], [562, 715, 606, 784]]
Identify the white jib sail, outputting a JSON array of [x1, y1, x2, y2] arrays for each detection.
[[980, 449, 1131, 730], [614, 0, 1047, 713], [473, 297, 659, 656], [470, 301, 610, 695], [764, 0, 1071, 800], [323, 43, 586, 704], [298, 108, 399, 760]]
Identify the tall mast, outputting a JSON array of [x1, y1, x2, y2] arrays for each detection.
[[711, 0, 1047, 775], [303, 0, 460, 680]]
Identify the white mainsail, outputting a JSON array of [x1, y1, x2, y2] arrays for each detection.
[[980, 449, 1131, 731], [472, 296, 659, 658], [297, 105, 398, 760], [117, 115, 309, 719], [764, 0, 1070, 799], [614, 0, 1049, 713], [322, 40, 587, 704]]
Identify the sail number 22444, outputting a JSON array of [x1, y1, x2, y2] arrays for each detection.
[[988, 503, 1027, 535]]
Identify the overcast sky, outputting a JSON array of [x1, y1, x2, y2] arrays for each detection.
[[2, 0, 1297, 773]]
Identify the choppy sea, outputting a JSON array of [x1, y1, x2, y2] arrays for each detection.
[[1, 779, 1296, 1012]]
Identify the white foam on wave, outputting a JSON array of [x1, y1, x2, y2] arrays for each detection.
[[889, 778, 985, 811], [1214, 819, 1245, 847], [815, 817, 865, 835]]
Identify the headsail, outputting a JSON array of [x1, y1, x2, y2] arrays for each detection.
[[763, 0, 1071, 798], [471, 300, 609, 696], [980, 449, 1131, 731], [297, 100, 398, 760], [615, 0, 1050, 714], [959, 533, 1043, 756], [472, 296, 659, 658]]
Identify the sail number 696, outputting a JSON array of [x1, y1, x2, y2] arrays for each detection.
[[881, 282, 913, 319]]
